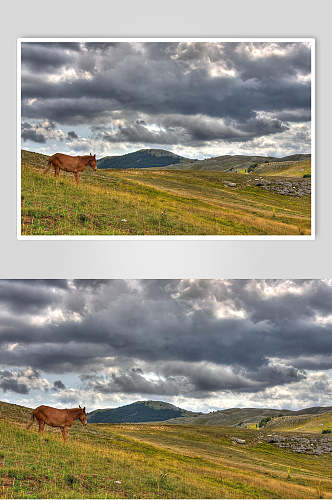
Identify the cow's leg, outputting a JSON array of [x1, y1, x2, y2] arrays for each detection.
[[55, 167, 60, 177]]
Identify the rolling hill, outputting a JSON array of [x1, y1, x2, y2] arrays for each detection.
[[166, 406, 332, 427], [97, 148, 195, 169], [253, 158, 311, 177], [265, 411, 332, 433], [96, 149, 311, 174], [87, 400, 201, 423], [86, 401, 332, 426], [159, 153, 311, 174]]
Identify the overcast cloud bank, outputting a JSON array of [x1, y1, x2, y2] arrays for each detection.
[[21, 41, 312, 159]]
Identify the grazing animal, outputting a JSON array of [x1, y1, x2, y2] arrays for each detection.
[[44, 153, 97, 184], [27, 405, 87, 442]]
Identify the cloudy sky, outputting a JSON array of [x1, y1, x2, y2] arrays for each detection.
[[0, 280, 331, 413], [21, 41, 312, 160]]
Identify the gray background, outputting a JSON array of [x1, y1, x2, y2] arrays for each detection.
[[1, 0, 330, 278]]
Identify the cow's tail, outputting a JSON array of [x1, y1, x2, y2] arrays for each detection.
[[26, 411, 36, 430], [44, 158, 53, 174]]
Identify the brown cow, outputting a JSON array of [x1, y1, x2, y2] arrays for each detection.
[[27, 404, 87, 442], [44, 153, 97, 184]]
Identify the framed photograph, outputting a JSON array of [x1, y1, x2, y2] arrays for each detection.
[[18, 38, 315, 239]]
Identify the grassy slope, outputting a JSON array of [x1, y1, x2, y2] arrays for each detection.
[[266, 413, 332, 433], [21, 151, 311, 236], [158, 155, 310, 174], [166, 406, 332, 427], [1, 402, 332, 499], [254, 159, 311, 177]]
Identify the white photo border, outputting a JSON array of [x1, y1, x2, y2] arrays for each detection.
[[17, 37, 316, 240]]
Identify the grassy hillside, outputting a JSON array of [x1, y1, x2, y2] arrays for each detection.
[[1, 401, 332, 499], [21, 151, 311, 236], [88, 400, 200, 424], [0, 401, 31, 424], [97, 149, 194, 169], [158, 154, 310, 174], [254, 159, 311, 177], [166, 406, 332, 427], [265, 412, 332, 433]]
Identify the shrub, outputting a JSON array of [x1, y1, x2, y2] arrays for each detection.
[[65, 474, 80, 487], [247, 163, 258, 173], [322, 429, 331, 434], [258, 416, 272, 428], [303, 173, 311, 178]]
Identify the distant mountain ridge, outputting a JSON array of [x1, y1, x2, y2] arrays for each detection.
[[97, 148, 195, 169], [97, 149, 310, 172], [156, 153, 311, 172], [87, 400, 201, 423], [166, 406, 332, 427], [87, 400, 331, 426]]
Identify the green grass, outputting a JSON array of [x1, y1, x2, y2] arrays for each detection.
[[21, 151, 311, 236]]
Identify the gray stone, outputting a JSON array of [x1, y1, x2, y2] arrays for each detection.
[[232, 437, 246, 444]]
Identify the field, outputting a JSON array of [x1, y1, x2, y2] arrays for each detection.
[[21, 151, 311, 236], [1, 401, 332, 499]]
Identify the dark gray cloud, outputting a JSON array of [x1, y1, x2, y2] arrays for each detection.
[[96, 114, 288, 146], [21, 121, 63, 144], [80, 360, 305, 398], [67, 130, 78, 140], [20, 41, 312, 155], [0, 370, 29, 394], [53, 379, 66, 390], [0, 368, 46, 395], [0, 279, 65, 314], [21, 122, 46, 143]]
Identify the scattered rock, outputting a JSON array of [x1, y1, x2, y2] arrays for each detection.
[[263, 433, 332, 455], [224, 181, 237, 187], [250, 177, 311, 197], [232, 437, 246, 444]]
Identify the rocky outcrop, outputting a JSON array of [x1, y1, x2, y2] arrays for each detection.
[[263, 433, 332, 455], [247, 177, 311, 197]]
